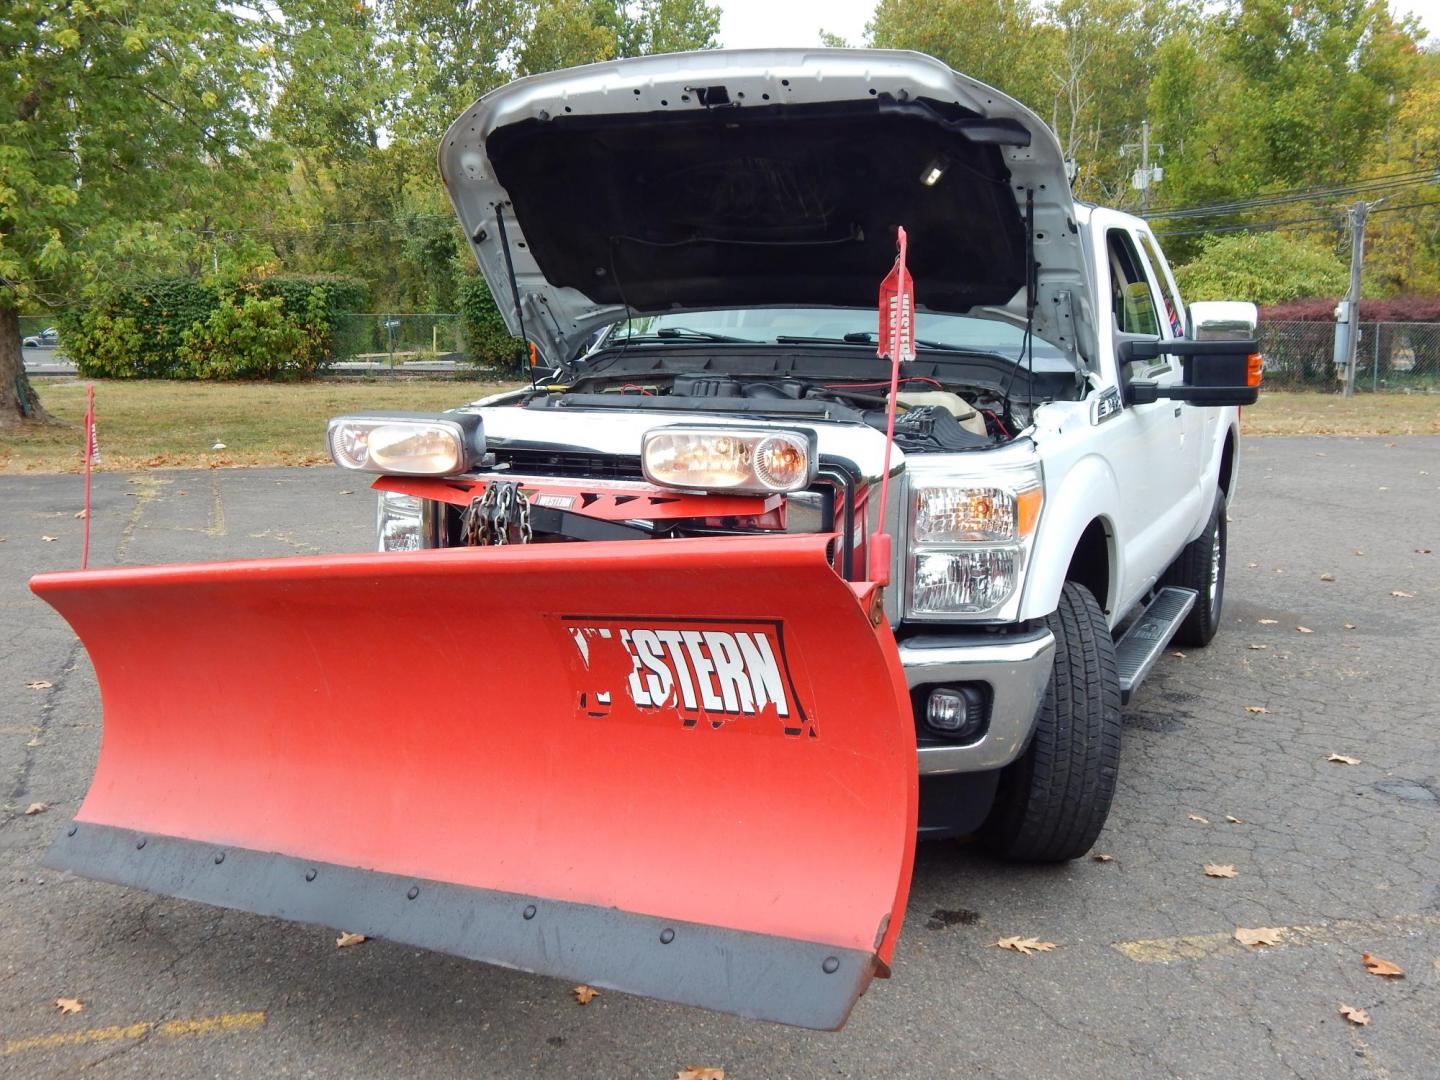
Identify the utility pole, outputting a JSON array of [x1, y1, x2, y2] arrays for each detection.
[[1140, 119, 1151, 213], [1123, 120, 1162, 212], [1341, 200, 1371, 399]]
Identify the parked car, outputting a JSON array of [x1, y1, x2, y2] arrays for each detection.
[[22, 327, 58, 348]]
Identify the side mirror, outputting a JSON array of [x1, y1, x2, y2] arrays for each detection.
[[1188, 300, 1258, 341], [1118, 299, 1262, 407]]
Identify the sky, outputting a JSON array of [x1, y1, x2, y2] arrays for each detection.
[[718, 0, 1440, 51]]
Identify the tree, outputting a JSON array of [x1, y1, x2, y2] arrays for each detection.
[[868, 0, 1055, 113], [0, 0, 271, 425], [1172, 232, 1349, 305]]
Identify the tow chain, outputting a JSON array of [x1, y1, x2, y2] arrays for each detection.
[[461, 481, 532, 546]]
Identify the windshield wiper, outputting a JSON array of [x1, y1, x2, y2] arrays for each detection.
[[775, 330, 960, 351], [612, 327, 760, 344]]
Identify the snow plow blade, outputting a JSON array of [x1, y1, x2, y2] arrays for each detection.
[[32, 535, 916, 1029]]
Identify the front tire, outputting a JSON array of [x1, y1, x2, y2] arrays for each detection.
[[979, 581, 1122, 862], [1161, 493, 1227, 647]]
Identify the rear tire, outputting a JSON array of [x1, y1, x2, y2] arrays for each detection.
[[1161, 493, 1227, 647], [979, 581, 1122, 862]]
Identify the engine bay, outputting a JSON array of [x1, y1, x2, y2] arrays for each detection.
[[512, 351, 1065, 452]]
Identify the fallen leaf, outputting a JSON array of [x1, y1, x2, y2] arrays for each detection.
[[572, 984, 599, 1005], [1353, 549, 1365, 556], [1362, 954, 1404, 978], [1170, 650, 1186, 659], [1258, 618, 1279, 625], [338, 490, 355, 496], [1344, 623, 1357, 630], [335, 931, 367, 948], [24, 802, 47, 815], [675, 1069, 725, 1080], [1245, 705, 1269, 714], [55, 998, 84, 1015], [1248, 643, 1268, 650], [1417, 548, 1433, 555], [41, 535, 58, 542], [1340, 1004, 1370, 1026], [1188, 814, 1210, 824], [1319, 573, 1335, 582], [995, 936, 1058, 955], [1092, 853, 1114, 863], [1390, 590, 1414, 599], [1234, 926, 1284, 947], [1327, 753, 1361, 765], [74, 509, 88, 519], [1296, 626, 1313, 633], [1225, 815, 1245, 824], [26, 680, 53, 690], [1204, 864, 1238, 878]]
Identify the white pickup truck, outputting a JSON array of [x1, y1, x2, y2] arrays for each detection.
[[348, 48, 1260, 862], [37, 48, 1266, 1033]]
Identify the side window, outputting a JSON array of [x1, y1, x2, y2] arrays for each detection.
[[1138, 232, 1186, 338], [1106, 229, 1160, 337]]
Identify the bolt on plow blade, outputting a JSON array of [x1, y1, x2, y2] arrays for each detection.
[[32, 534, 916, 1029]]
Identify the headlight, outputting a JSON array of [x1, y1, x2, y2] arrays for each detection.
[[642, 427, 816, 494], [327, 413, 482, 476], [377, 492, 423, 551], [913, 485, 1042, 543], [907, 463, 1043, 619]]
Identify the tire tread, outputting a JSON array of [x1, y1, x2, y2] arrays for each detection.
[[980, 581, 1122, 862]]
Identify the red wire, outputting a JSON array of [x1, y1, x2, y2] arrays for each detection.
[[983, 409, 1011, 438], [618, 384, 654, 396]]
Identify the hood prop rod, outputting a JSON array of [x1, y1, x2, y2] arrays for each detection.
[[495, 204, 538, 391]]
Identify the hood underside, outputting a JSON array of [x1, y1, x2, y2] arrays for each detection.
[[442, 50, 1093, 364]]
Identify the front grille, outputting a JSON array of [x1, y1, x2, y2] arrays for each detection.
[[490, 447, 645, 480]]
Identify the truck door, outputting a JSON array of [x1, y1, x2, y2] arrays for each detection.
[[1103, 226, 1202, 606], [1135, 229, 1207, 508]]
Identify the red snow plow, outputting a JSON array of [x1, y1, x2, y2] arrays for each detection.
[[33, 534, 916, 1029]]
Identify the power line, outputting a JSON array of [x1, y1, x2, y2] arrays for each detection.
[[1146, 167, 1439, 220], [1153, 198, 1440, 237]]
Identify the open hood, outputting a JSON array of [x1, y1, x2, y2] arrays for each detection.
[[441, 49, 1094, 365]]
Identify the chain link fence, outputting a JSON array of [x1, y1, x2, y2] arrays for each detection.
[[1259, 320, 1440, 392], [331, 313, 465, 365]]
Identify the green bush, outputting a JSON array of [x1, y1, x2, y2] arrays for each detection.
[[66, 274, 367, 379], [178, 291, 327, 379], [1173, 233, 1348, 307], [456, 272, 521, 370]]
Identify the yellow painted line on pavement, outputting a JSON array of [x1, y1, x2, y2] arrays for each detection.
[[3, 1010, 264, 1056], [1114, 912, 1440, 963]]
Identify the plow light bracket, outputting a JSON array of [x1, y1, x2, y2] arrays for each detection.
[[327, 412, 485, 476]]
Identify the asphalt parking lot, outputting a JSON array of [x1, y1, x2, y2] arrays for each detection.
[[2, 435, 1437, 1079]]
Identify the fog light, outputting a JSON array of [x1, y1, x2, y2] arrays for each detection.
[[924, 685, 987, 740], [927, 689, 968, 732]]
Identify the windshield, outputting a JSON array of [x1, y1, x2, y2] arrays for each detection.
[[596, 308, 1064, 362]]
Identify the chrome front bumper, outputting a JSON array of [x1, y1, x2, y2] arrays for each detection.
[[900, 628, 1056, 775]]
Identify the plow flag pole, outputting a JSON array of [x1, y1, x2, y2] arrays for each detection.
[[82, 384, 96, 569], [870, 226, 915, 585]]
